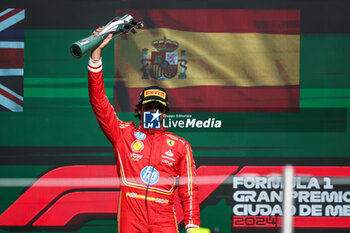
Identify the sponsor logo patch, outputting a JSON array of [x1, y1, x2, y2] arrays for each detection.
[[165, 149, 174, 157], [135, 131, 146, 140], [144, 89, 166, 99], [140, 166, 159, 185], [130, 153, 143, 161], [161, 155, 175, 161], [161, 159, 173, 167], [131, 140, 144, 152], [119, 122, 130, 128], [167, 139, 175, 147]]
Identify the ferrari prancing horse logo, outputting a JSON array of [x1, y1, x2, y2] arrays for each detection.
[[167, 139, 175, 147]]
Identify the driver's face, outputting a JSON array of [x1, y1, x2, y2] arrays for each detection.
[[141, 105, 157, 112], [141, 102, 166, 112]]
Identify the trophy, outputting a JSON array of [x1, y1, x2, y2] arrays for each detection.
[[71, 14, 143, 58]]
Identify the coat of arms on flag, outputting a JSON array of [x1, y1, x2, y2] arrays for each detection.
[[141, 37, 187, 80], [0, 8, 25, 112]]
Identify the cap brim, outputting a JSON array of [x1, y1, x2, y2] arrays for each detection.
[[142, 99, 167, 106]]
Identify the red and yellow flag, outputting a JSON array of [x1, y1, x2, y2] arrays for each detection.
[[114, 9, 300, 112]]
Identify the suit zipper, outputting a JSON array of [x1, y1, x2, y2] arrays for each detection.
[[145, 136, 154, 224]]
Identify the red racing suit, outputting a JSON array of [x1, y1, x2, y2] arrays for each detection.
[[88, 58, 200, 233]]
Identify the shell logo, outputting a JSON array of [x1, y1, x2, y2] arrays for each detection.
[[131, 140, 144, 152]]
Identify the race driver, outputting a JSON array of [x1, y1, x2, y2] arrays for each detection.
[[88, 28, 200, 232]]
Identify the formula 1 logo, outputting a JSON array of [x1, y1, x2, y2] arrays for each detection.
[[0, 165, 237, 230]]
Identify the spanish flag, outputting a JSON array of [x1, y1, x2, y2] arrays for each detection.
[[114, 9, 300, 112]]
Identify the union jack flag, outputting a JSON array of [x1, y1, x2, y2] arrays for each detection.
[[0, 8, 25, 112]]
